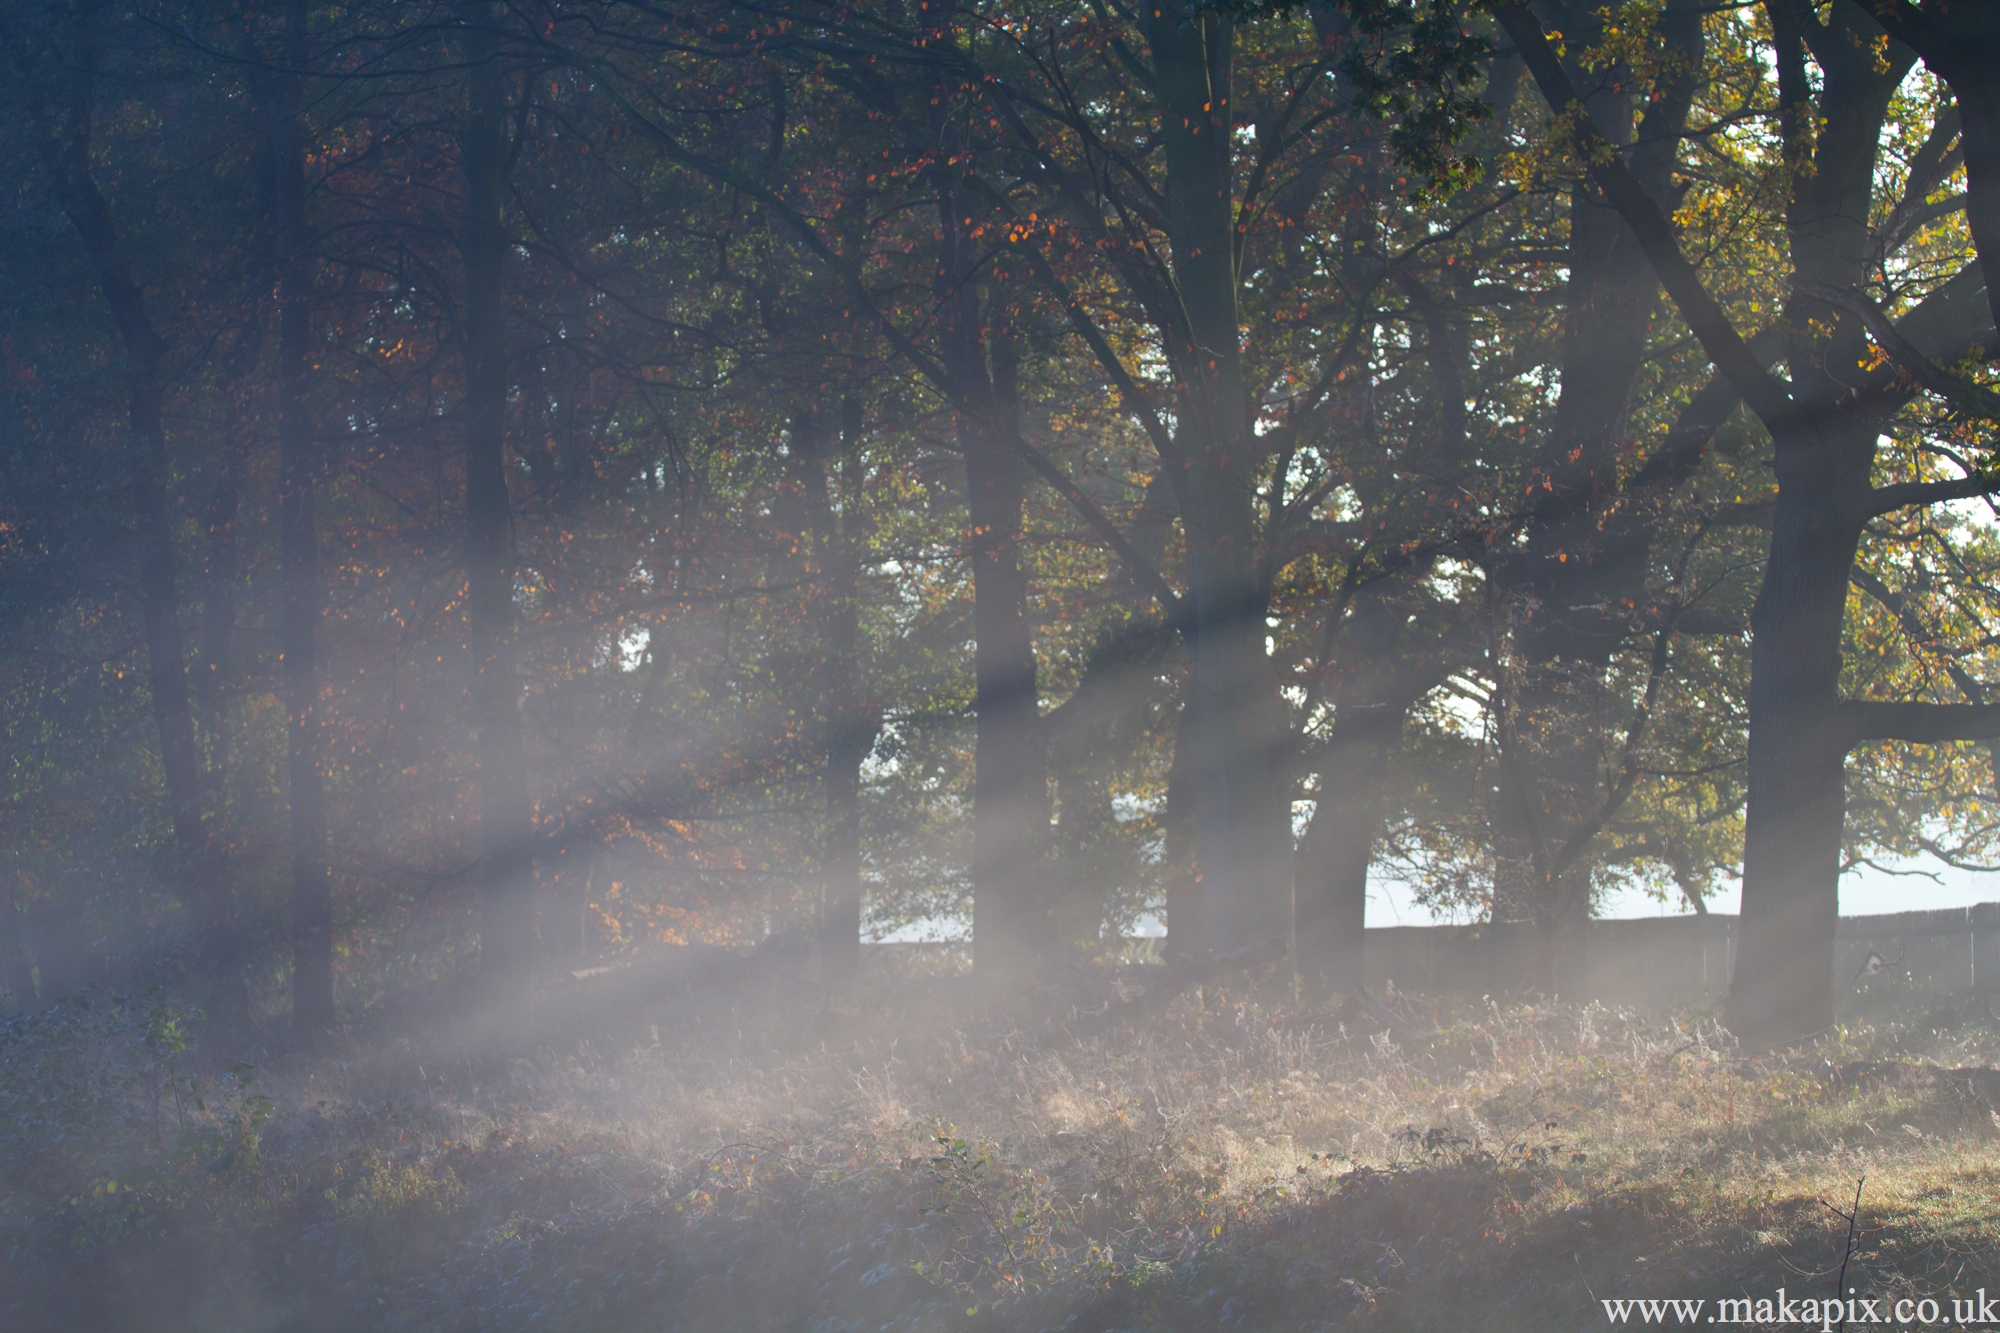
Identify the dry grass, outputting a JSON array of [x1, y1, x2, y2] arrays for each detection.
[[7, 952, 2000, 1331]]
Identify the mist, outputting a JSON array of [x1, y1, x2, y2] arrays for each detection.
[[6, 0, 2000, 1328]]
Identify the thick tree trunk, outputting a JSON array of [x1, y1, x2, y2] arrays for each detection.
[[1728, 424, 1872, 1045], [196, 465, 239, 839], [124, 301, 213, 962], [1148, 2, 1293, 954], [461, 2, 537, 992], [821, 731, 869, 986], [1294, 755, 1377, 999], [1957, 83, 2000, 338], [1048, 753, 1119, 955], [196, 459, 239, 828], [1181, 520, 1293, 953], [1044, 622, 1163, 955], [919, 16, 1048, 978], [964, 378, 1046, 976], [268, 0, 335, 1044], [1295, 583, 1458, 994], [1725, 1, 1906, 1048]]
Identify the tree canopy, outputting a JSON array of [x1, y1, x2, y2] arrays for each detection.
[[2, 0, 1998, 1050]]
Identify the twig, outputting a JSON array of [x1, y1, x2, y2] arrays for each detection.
[[1818, 1175, 1866, 1306]]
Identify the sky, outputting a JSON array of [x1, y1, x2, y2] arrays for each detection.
[[878, 841, 2000, 941], [881, 858, 2000, 941], [1364, 857, 2000, 927]]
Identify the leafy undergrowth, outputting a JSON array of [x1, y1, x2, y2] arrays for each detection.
[[6, 955, 2000, 1332]]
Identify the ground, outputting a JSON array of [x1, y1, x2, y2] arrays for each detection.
[[5, 949, 2000, 1332]]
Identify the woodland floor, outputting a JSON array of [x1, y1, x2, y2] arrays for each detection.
[[7, 947, 2000, 1332]]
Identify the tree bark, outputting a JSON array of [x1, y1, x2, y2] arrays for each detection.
[[963, 347, 1047, 978], [1730, 420, 1873, 1043], [1294, 759, 1377, 999], [1147, 1, 1293, 954], [797, 401, 879, 990], [461, 1, 537, 993], [1956, 81, 2000, 339], [1295, 588, 1461, 996], [1042, 622, 1169, 954], [922, 7, 1049, 980], [1725, 1, 1913, 1046]]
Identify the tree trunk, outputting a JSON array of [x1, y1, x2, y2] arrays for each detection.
[[964, 364, 1045, 978], [29, 46, 229, 984], [461, 1, 537, 993], [1715, 2, 1911, 1047], [1295, 582, 1459, 995], [1148, 1, 1293, 954], [270, 0, 335, 1044], [0, 876, 32, 1007], [920, 18, 1048, 979], [798, 401, 879, 990], [820, 732, 868, 986], [121, 269, 212, 970], [1957, 81, 2000, 338], [1728, 422, 1873, 1044], [1294, 756, 1377, 1000], [195, 439, 249, 1030], [1181, 527, 1292, 954], [1045, 623, 1162, 956], [1162, 697, 1205, 962], [196, 465, 239, 854]]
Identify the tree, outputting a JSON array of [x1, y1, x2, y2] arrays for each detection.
[[1501, 0, 2000, 1046], [255, 0, 336, 1044], [459, 0, 538, 998], [6, 0, 239, 1007]]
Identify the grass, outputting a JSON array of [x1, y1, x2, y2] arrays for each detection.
[[5, 951, 2000, 1331]]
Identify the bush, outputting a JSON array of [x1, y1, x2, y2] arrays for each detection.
[[0, 989, 270, 1324], [328, 1152, 466, 1272]]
